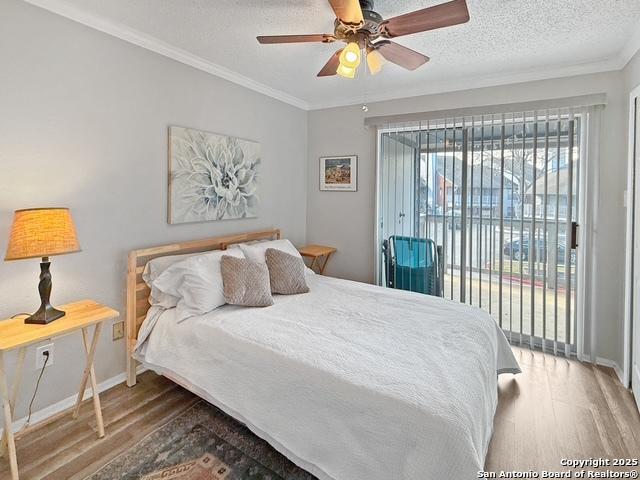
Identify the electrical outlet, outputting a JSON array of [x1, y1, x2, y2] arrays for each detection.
[[112, 321, 124, 341], [36, 343, 54, 369]]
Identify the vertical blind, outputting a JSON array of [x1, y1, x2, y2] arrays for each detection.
[[376, 108, 582, 356]]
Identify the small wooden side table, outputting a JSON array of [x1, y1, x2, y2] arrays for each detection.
[[298, 245, 337, 275], [0, 299, 119, 480]]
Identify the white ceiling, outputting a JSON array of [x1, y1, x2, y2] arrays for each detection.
[[27, 0, 640, 109]]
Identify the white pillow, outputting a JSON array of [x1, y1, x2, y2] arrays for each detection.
[[142, 252, 198, 307], [224, 239, 269, 254], [152, 248, 245, 322], [239, 239, 301, 264]]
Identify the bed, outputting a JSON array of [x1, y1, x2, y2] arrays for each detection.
[[126, 229, 520, 480]]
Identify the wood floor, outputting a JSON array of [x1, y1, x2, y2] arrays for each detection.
[[1, 347, 639, 479], [486, 348, 640, 472]]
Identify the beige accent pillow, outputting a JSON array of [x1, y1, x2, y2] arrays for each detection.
[[265, 248, 310, 295], [221, 255, 274, 307]]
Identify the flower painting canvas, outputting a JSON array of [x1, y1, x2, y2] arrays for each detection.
[[168, 126, 260, 224]]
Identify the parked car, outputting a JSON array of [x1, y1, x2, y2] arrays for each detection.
[[503, 237, 576, 264]]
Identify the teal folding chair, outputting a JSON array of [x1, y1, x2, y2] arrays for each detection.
[[383, 236, 442, 297]]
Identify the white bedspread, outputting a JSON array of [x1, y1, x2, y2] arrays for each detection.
[[135, 274, 520, 480]]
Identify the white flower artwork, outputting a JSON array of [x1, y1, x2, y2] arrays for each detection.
[[168, 126, 260, 224]]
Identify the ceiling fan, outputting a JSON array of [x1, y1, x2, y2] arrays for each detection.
[[257, 0, 470, 79]]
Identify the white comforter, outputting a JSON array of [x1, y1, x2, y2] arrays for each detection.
[[135, 274, 520, 480]]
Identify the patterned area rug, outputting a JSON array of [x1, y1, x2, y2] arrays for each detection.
[[86, 401, 317, 480]]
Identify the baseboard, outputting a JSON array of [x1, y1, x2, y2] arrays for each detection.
[[1, 365, 147, 436], [595, 357, 626, 387]]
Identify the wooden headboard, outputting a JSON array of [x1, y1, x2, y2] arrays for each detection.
[[125, 228, 280, 386]]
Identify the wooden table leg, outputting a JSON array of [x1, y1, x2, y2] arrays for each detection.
[[317, 254, 330, 274], [304, 253, 334, 275], [0, 348, 25, 458], [309, 257, 319, 272], [317, 253, 334, 274], [72, 324, 104, 438], [0, 352, 19, 480]]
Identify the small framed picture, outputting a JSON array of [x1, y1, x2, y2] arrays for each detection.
[[319, 155, 358, 192]]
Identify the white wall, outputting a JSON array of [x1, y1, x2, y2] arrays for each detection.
[[0, 0, 308, 418], [307, 71, 628, 365], [624, 50, 640, 93]]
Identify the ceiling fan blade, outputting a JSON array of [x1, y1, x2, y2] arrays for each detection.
[[374, 41, 430, 70], [327, 0, 364, 25], [317, 49, 344, 77], [257, 34, 336, 44], [380, 0, 469, 38]]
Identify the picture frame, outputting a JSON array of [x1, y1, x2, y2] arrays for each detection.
[[319, 155, 358, 192], [168, 126, 260, 224]]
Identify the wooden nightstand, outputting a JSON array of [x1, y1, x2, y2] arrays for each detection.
[[0, 300, 119, 480], [298, 245, 337, 275]]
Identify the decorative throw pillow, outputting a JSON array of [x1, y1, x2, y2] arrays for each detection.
[[221, 255, 274, 307], [265, 248, 310, 295]]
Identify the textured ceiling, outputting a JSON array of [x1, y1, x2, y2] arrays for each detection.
[[29, 0, 640, 109]]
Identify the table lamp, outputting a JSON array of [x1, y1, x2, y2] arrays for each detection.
[[4, 208, 81, 324]]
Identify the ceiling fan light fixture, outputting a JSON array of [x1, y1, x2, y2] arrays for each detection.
[[257, 0, 470, 78], [339, 42, 361, 69], [366, 49, 385, 75], [345, 50, 358, 64], [336, 63, 356, 79]]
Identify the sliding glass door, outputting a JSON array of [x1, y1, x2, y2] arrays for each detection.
[[377, 111, 580, 354]]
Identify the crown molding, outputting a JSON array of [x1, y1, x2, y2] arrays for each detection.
[[23, 0, 640, 112], [24, 0, 311, 110], [620, 19, 640, 67], [307, 55, 626, 110]]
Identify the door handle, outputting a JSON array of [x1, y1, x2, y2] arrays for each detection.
[[571, 222, 578, 249]]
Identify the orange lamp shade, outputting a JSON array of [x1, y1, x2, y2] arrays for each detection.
[[5, 208, 81, 261]]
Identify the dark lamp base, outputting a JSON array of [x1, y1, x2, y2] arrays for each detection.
[[25, 305, 66, 325], [25, 257, 66, 325]]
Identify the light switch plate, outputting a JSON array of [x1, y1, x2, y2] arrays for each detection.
[[112, 321, 124, 341]]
